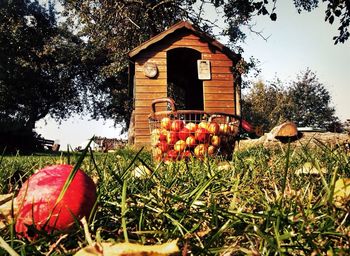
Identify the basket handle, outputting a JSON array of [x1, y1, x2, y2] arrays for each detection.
[[208, 114, 230, 123], [151, 97, 177, 113]]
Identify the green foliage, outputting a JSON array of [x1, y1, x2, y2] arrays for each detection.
[[344, 119, 350, 133], [289, 69, 339, 130], [242, 69, 341, 132], [56, 0, 349, 129], [242, 79, 293, 132], [1, 0, 348, 137], [0, 0, 88, 131], [222, 0, 350, 44], [58, 0, 243, 127], [0, 145, 349, 255]]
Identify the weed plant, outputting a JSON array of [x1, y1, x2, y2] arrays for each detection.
[[0, 143, 349, 255]]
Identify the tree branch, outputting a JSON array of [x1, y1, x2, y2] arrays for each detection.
[[247, 22, 271, 41]]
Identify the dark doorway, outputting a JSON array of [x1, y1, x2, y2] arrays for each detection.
[[167, 48, 203, 110]]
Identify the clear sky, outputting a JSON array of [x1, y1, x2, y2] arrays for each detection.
[[35, 1, 349, 149], [240, 1, 349, 121]]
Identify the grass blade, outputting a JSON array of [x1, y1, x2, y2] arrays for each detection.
[[43, 137, 93, 229], [121, 179, 129, 242], [0, 236, 19, 256]]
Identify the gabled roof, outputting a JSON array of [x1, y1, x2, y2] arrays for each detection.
[[128, 20, 240, 62]]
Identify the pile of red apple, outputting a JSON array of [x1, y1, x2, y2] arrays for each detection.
[[151, 116, 239, 161]]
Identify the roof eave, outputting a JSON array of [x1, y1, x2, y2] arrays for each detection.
[[128, 20, 241, 63]]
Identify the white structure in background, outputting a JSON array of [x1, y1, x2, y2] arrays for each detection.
[[78, 140, 100, 151]]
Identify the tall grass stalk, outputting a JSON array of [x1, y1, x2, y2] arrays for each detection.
[[0, 236, 19, 256], [121, 179, 129, 243], [42, 137, 93, 231]]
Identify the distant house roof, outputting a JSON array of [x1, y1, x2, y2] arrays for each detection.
[[128, 20, 240, 62]]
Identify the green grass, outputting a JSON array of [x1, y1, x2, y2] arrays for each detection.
[[0, 144, 349, 255]]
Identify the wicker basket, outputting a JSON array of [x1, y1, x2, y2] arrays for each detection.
[[148, 98, 240, 161]]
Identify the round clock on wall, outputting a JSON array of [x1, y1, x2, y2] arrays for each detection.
[[143, 62, 158, 78]]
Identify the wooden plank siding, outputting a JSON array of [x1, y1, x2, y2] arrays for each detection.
[[133, 46, 168, 145], [202, 48, 235, 115], [135, 71, 166, 79], [132, 29, 237, 145]]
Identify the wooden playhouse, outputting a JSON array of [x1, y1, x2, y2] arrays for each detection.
[[128, 20, 242, 146]]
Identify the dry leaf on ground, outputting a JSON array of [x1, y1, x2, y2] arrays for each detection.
[[333, 178, 350, 208], [0, 194, 17, 229], [74, 240, 179, 256]]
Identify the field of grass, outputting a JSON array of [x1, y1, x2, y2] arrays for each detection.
[[0, 143, 349, 255]]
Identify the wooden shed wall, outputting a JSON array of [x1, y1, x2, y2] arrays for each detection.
[[133, 30, 236, 145]]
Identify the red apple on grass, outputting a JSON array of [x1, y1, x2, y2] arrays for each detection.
[[15, 164, 97, 239]]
